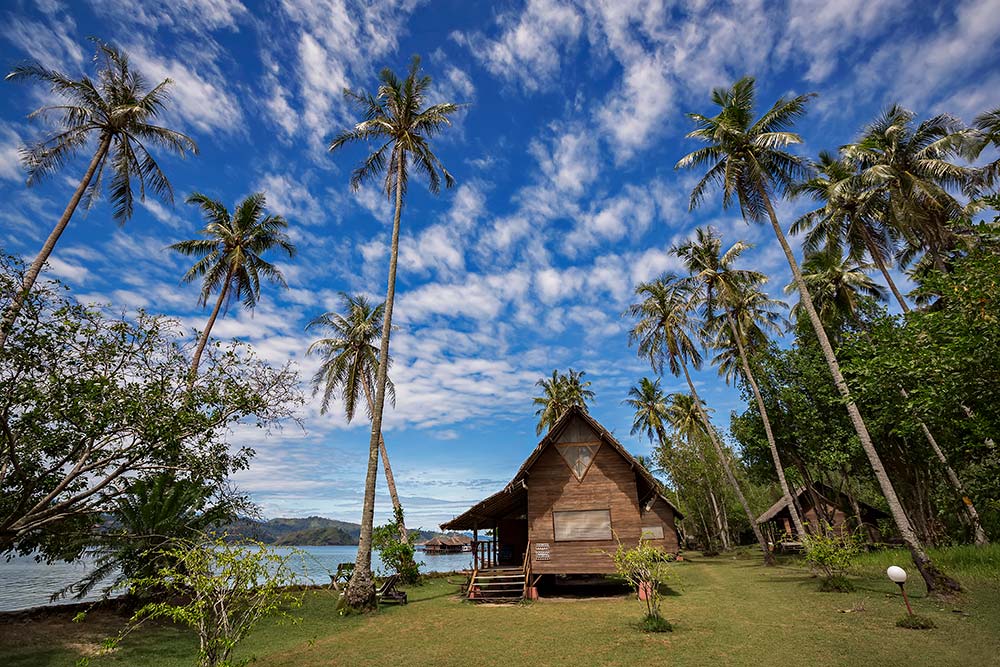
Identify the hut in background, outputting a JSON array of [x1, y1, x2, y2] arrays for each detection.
[[756, 481, 887, 546]]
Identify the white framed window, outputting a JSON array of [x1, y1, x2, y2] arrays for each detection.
[[552, 509, 612, 541]]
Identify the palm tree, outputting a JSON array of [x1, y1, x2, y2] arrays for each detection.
[[972, 107, 1000, 191], [624, 378, 681, 506], [677, 77, 957, 593], [627, 275, 773, 563], [169, 192, 295, 381], [306, 294, 408, 543], [665, 391, 729, 550], [0, 39, 198, 349], [785, 248, 885, 335], [842, 105, 970, 275], [533, 368, 595, 434], [674, 228, 805, 538], [328, 56, 459, 608], [791, 152, 908, 308]]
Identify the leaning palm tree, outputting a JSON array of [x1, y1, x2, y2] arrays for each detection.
[[791, 152, 908, 308], [627, 275, 773, 563], [169, 192, 295, 381], [625, 377, 681, 507], [533, 368, 595, 434], [677, 77, 957, 593], [0, 39, 198, 349], [842, 105, 970, 275], [306, 294, 408, 543], [328, 56, 459, 608], [674, 227, 805, 538]]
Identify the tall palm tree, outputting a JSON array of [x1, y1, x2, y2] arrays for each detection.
[[665, 391, 729, 550], [0, 39, 198, 349], [791, 152, 908, 308], [785, 248, 885, 334], [306, 294, 408, 543], [674, 228, 805, 538], [170, 192, 295, 381], [624, 378, 681, 506], [842, 105, 970, 275], [533, 368, 595, 434], [328, 56, 459, 608], [677, 77, 957, 593], [972, 106, 1000, 191], [627, 275, 773, 563]]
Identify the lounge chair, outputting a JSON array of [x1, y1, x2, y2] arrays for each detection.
[[329, 562, 355, 591], [375, 573, 407, 605]]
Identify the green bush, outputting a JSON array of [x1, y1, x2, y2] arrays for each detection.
[[639, 613, 673, 633], [801, 524, 863, 591], [372, 507, 422, 585], [896, 614, 936, 630], [610, 537, 676, 630]]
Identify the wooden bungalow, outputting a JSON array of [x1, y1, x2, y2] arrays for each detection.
[[756, 481, 888, 546], [421, 534, 473, 554], [441, 406, 683, 601]]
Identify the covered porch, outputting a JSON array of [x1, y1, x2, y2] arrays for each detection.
[[441, 482, 529, 571]]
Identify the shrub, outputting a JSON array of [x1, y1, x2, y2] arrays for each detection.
[[801, 524, 864, 591], [610, 537, 675, 631], [372, 507, 422, 585], [896, 614, 936, 630]]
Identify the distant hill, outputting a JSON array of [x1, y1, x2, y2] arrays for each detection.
[[224, 516, 449, 546]]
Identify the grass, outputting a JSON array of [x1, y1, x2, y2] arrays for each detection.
[[852, 544, 1000, 582], [2, 550, 998, 667]]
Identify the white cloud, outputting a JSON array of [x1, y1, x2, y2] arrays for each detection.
[[255, 172, 325, 226], [0, 128, 24, 182], [87, 0, 248, 33], [529, 127, 599, 195]]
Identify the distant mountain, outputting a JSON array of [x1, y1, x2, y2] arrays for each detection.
[[223, 516, 448, 546]]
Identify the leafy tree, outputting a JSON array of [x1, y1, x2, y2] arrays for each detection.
[[59, 474, 246, 601], [372, 506, 421, 584], [0, 40, 197, 349], [610, 537, 675, 632], [328, 55, 460, 609], [533, 368, 595, 434], [0, 255, 300, 558], [307, 294, 407, 543], [674, 227, 804, 538], [627, 275, 773, 563], [676, 77, 956, 593], [170, 192, 296, 381], [102, 537, 304, 667]]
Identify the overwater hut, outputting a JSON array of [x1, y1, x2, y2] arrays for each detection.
[[422, 534, 472, 554], [441, 406, 683, 600], [755, 481, 888, 545]]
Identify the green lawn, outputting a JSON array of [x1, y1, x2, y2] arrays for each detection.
[[3, 552, 999, 667]]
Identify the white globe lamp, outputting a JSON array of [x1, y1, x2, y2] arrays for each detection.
[[886, 565, 913, 616]]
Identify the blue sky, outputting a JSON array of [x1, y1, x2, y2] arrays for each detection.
[[1, 0, 997, 531]]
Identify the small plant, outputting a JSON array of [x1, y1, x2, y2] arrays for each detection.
[[896, 614, 936, 629], [372, 506, 422, 585], [104, 536, 304, 667], [801, 524, 864, 592], [610, 537, 676, 632]]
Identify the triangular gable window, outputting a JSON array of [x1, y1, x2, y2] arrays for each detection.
[[557, 443, 600, 481]]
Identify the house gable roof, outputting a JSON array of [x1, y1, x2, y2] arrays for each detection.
[[755, 482, 889, 525], [440, 406, 683, 530]]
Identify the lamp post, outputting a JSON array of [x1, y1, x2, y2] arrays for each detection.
[[887, 566, 913, 616]]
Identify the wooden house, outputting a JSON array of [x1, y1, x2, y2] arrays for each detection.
[[421, 534, 472, 554], [441, 406, 682, 600], [756, 481, 887, 545]]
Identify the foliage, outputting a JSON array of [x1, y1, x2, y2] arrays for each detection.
[[372, 506, 421, 584], [0, 256, 301, 559], [532, 368, 595, 434], [100, 537, 304, 667], [610, 537, 675, 628], [896, 614, 936, 629], [801, 525, 865, 588], [852, 544, 1000, 582], [59, 474, 249, 601]]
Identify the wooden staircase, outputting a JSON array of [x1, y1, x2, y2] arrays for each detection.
[[466, 540, 532, 603]]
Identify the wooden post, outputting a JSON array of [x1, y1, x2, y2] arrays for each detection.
[[473, 527, 479, 570]]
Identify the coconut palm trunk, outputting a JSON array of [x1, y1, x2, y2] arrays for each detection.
[[0, 136, 111, 350], [760, 189, 959, 593], [680, 360, 773, 564], [347, 152, 405, 608], [188, 266, 233, 383], [359, 375, 408, 543], [724, 311, 806, 538]]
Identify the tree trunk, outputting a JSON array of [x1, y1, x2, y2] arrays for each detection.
[[346, 150, 405, 610], [859, 224, 910, 313], [691, 435, 729, 550], [360, 375, 408, 543], [760, 190, 959, 594], [0, 135, 111, 350], [188, 268, 232, 385], [725, 311, 806, 537], [681, 361, 774, 564]]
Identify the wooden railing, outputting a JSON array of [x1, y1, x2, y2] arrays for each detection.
[[472, 539, 494, 571], [522, 540, 532, 599]]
